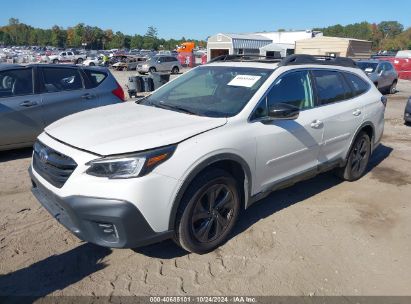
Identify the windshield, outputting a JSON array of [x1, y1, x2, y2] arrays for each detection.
[[357, 62, 378, 72], [140, 66, 273, 117]]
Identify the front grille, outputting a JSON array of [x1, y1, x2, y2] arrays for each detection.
[[33, 141, 77, 188]]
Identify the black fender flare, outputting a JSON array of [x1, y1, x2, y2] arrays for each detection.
[[343, 121, 376, 165], [168, 153, 252, 230]]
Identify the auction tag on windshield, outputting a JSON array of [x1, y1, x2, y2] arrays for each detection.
[[227, 75, 261, 88]]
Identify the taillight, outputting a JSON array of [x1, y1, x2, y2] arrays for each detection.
[[112, 81, 125, 101]]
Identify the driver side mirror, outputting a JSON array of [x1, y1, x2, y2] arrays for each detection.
[[267, 103, 300, 120]]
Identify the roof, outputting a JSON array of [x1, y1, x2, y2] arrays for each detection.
[[220, 33, 272, 41], [297, 36, 371, 43]]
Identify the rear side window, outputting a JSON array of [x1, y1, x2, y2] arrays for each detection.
[[42, 68, 84, 92], [0, 68, 33, 98], [312, 70, 353, 105], [344, 73, 369, 97], [83, 70, 108, 88]]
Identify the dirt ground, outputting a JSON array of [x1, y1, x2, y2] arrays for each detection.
[[0, 76, 410, 298]]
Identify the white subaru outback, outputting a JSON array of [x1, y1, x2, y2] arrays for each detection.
[[30, 55, 386, 254]]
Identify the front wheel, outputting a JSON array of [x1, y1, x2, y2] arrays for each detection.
[[76, 58, 83, 64], [53, 59, 59, 64], [336, 132, 371, 181], [175, 168, 240, 254], [149, 67, 156, 73], [171, 66, 179, 74]]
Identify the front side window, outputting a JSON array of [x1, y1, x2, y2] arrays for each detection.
[[251, 70, 313, 120], [140, 66, 273, 117], [0, 68, 33, 98], [312, 70, 352, 105], [42, 68, 83, 92]]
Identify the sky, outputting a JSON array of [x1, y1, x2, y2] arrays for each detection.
[[1, 0, 409, 40]]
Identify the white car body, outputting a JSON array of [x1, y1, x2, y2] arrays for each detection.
[[30, 57, 385, 251]]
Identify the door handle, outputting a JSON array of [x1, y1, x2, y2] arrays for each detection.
[[353, 109, 362, 116], [310, 120, 323, 129], [19, 100, 38, 107], [81, 93, 96, 100]]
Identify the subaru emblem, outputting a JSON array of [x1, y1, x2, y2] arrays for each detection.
[[39, 149, 48, 163]]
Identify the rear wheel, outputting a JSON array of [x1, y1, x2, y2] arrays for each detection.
[[175, 168, 241, 254], [77, 58, 83, 64], [89, 62, 95, 66], [389, 80, 397, 94], [336, 132, 371, 181], [53, 59, 59, 64], [149, 67, 156, 73]]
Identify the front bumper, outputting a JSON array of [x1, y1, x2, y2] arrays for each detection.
[[30, 169, 173, 248], [137, 66, 149, 73]]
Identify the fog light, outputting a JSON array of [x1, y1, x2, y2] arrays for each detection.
[[96, 222, 119, 243], [406, 113, 410, 117]]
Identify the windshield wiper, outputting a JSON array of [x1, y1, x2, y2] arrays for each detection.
[[154, 103, 198, 115]]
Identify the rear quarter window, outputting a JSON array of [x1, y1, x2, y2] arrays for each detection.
[[83, 70, 108, 88]]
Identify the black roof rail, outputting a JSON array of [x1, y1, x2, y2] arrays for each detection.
[[207, 54, 358, 68], [278, 54, 358, 68], [208, 54, 282, 64]]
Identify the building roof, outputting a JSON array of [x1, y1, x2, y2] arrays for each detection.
[[298, 36, 371, 43], [219, 33, 272, 41]]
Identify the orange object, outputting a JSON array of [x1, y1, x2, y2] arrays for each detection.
[[147, 153, 168, 167], [177, 42, 195, 53]]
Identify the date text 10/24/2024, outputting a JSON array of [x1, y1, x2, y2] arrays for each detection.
[[149, 296, 257, 303]]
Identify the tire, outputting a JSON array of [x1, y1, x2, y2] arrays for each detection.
[[336, 132, 371, 181], [77, 58, 83, 64], [53, 59, 59, 64], [89, 62, 95, 66], [149, 67, 156, 73], [389, 80, 397, 94], [175, 168, 241, 254], [171, 66, 179, 74], [138, 72, 145, 75]]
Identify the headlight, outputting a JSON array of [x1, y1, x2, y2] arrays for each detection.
[[85, 145, 176, 179]]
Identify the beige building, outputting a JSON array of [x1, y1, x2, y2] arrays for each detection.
[[295, 36, 372, 59]]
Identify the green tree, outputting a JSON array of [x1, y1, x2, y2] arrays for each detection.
[[378, 21, 404, 39]]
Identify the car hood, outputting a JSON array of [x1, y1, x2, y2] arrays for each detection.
[[45, 102, 227, 156]]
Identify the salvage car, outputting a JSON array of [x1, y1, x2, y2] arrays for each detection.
[[137, 55, 182, 74], [30, 54, 385, 253], [0, 64, 125, 151], [357, 59, 398, 94]]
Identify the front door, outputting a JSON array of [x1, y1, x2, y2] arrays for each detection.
[[252, 70, 325, 193]]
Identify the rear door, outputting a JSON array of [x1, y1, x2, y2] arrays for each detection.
[[39, 66, 100, 126], [312, 70, 366, 163], [0, 67, 44, 148]]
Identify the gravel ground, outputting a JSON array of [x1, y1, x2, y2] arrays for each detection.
[[0, 77, 410, 298]]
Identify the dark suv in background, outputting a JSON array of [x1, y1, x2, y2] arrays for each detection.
[[0, 64, 125, 151]]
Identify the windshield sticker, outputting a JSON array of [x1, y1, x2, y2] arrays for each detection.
[[227, 75, 261, 88]]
